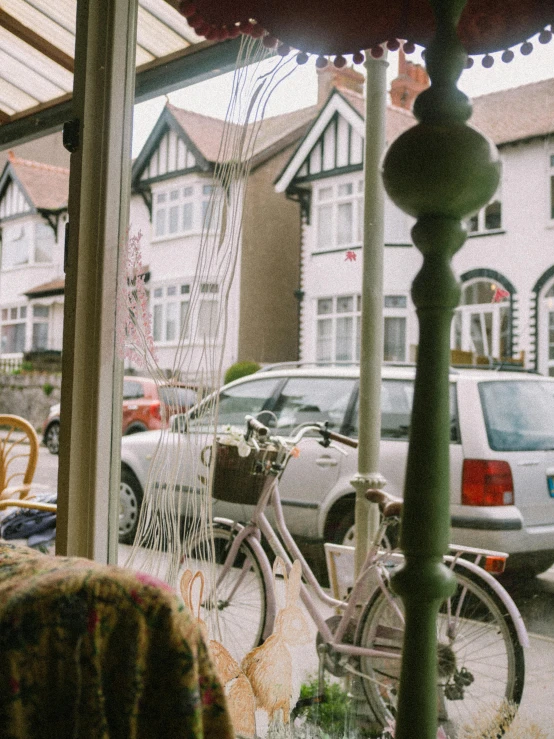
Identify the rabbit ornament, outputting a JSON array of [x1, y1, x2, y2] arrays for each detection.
[[180, 568, 256, 739], [241, 558, 311, 727]]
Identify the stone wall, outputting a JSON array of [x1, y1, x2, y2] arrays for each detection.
[[0, 373, 61, 431]]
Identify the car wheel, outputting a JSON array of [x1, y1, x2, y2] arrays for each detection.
[[124, 423, 148, 435], [119, 467, 143, 544], [327, 504, 400, 550], [44, 421, 60, 455]]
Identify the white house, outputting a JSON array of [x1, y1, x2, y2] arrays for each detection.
[[0, 152, 68, 362], [275, 67, 554, 377]]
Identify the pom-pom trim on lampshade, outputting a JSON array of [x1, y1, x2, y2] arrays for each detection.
[[180, 0, 552, 59]]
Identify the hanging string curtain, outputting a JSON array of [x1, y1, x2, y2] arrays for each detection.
[[180, 0, 552, 57]]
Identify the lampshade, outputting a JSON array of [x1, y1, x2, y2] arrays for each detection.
[[181, 0, 552, 57]]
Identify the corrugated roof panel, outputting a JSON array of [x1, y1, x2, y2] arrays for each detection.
[[0, 49, 66, 101], [0, 27, 73, 91], [25, 0, 77, 34], [2, 0, 76, 57], [140, 0, 202, 44], [0, 78, 38, 113], [137, 5, 193, 56]]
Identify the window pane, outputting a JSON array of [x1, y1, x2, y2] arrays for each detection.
[[153, 304, 163, 341], [467, 214, 479, 232], [317, 205, 332, 248], [204, 378, 279, 428], [32, 322, 48, 350], [337, 296, 353, 313], [167, 285, 177, 297], [170, 189, 179, 201], [317, 298, 333, 315], [166, 302, 177, 341], [180, 300, 190, 338], [479, 381, 554, 451], [272, 377, 356, 433], [153, 287, 163, 298], [35, 222, 55, 263], [2, 225, 29, 268], [337, 202, 353, 245], [181, 284, 190, 294], [316, 318, 332, 361], [20, 307, 27, 319], [336, 316, 353, 360], [156, 192, 166, 203], [183, 202, 193, 230], [183, 186, 193, 197], [155, 209, 166, 237], [33, 305, 49, 318], [318, 187, 332, 201], [198, 300, 218, 338], [169, 205, 179, 233], [384, 295, 407, 309], [357, 198, 363, 242], [1, 323, 25, 353], [484, 201, 501, 230], [338, 183, 353, 196], [384, 317, 406, 361]]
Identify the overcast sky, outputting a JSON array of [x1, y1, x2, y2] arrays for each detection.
[[132, 35, 554, 157]]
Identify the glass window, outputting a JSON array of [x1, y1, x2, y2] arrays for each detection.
[[166, 302, 177, 341], [33, 305, 49, 318], [384, 295, 407, 309], [169, 205, 179, 233], [484, 201, 501, 230], [271, 377, 356, 433], [198, 300, 218, 339], [123, 380, 144, 399], [167, 285, 177, 297], [180, 300, 190, 338], [35, 222, 55, 263], [336, 316, 353, 361], [2, 224, 29, 268], [191, 378, 280, 429], [314, 178, 363, 251], [155, 208, 166, 237], [384, 317, 407, 362], [317, 298, 333, 315], [315, 295, 360, 363], [480, 381, 554, 451], [31, 322, 48, 350], [316, 319, 332, 362], [153, 303, 162, 341], [317, 204, 333, 249], [1, 323, 25, 353], [183, 202, 193, 231]]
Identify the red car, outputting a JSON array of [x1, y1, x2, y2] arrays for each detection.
[[42, 376, 198, 454]]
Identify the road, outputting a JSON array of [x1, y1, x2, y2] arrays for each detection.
[[26, 446, 554, 735]]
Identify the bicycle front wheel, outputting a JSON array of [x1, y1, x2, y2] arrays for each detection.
[[356, 565, 524, 735], [186, 524, 268, 663]]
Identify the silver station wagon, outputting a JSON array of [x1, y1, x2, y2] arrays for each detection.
[[120, 364, 554, 576]]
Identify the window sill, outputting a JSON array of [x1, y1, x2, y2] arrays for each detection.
[[467, 229, 505, 238]]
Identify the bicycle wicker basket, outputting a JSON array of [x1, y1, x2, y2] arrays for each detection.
[[211, 439, 279, 505]]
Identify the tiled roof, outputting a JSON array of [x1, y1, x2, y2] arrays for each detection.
[[24, 277, 65, 297], [167, 102, 318, 164], [470, 78, 554, 146], [8, 152, 69, 211]]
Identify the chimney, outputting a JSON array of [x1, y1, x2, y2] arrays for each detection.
[[317, 65, 364, 107], [389, 49, 430, 110]]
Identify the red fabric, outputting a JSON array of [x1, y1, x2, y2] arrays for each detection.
[[190, 0, 551, 55]]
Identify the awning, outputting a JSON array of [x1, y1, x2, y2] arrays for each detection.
[[0, 0, 241, 149]]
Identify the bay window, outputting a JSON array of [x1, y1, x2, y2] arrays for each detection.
[[153, 181, 224, 240], [152, 281, 219, 344], [1, 305, 26, 353]]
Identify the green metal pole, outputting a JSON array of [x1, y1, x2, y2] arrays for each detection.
[[381, 1, 501, 736], [352, 49, 388, 577]]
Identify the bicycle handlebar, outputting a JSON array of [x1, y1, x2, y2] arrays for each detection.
[[245, 416, 358, 450]]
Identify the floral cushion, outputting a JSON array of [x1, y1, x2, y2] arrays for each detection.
[[0, 543, 233, 739]]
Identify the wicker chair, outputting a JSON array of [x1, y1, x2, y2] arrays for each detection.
[[0, 414, 56, 514]]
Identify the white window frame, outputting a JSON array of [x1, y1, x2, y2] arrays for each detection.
[[313, 175, 364, 252], [383, 295, 409, 363], [0, 217, 57, 271], [466, 189, 502, 236], [151, 178, 225, 242], [452, 278, 510, 361], [0, 304, 27, 354], [31, 303, 50, 351], [151, 280, 220, 345], [540, 281, 554, 377]]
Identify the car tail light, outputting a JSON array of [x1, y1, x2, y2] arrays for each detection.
[[462, 459, 514, 506], [149, 401, 161, 421]]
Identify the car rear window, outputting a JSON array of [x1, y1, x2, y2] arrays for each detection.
[[158, 386, 198, 409], [479, 380, 554, 451], [123, 380, 144, 399]]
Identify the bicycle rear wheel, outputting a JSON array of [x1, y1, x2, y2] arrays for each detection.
[[186, 524, 267, 663], [355, 565, 524, 735]]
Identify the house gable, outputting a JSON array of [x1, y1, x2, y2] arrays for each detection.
[[132, 107, 211, 192], [0, 166, 34, 221], [275, 92, 365, 193]]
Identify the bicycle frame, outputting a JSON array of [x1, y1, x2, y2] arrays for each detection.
[[212, 460, 528, 665]]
